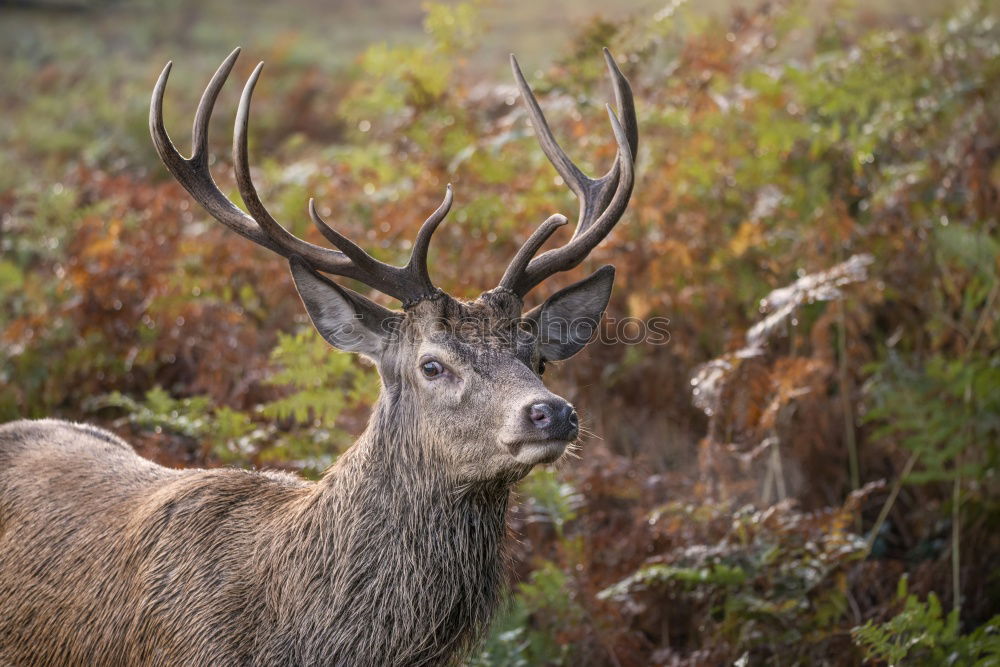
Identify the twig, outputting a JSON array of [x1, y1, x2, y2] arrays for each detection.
[[966, 279, 999, 355], [760, 455, 775, 506], [864, 451, 919, 555], [771, 436, 787, 501], [837, 297, 861, 497], [952, 459, 962, 616]]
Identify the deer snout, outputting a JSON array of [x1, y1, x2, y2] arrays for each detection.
[[525, 399, 578, 442]]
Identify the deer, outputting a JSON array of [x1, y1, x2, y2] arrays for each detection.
[[0, 46, 637, 666]]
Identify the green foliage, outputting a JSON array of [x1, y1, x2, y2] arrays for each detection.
[[599, 562, 747, 598], [599, 498, 870, 660], [340, 1, 481, 132], [423, 0, 484, 55], [865, 353, 1000, 484], [473, 472, 590, 664], [852, 576, 1000, 666], [90, 387, 257, 462], [0, 261, 25, 296], [262, 328, 378, 424], [84, 327, 378, 471], [95, 386, 213, 439], [520, 467, 583, 537], [348, 43, 452, 121], [472, 562, 580, 666], [253, 328, 379, 473]]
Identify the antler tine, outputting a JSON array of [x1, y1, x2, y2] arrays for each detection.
[[232, 62, 368, 281], [152, 49, 452, 305], [308, 199, 379, 271], [151, 49, 274, 250], [509, 55, 588, 199], [509, 51, 637, 234], [191, 49, 239, 163], [498, 214, 567, 291], [407, 184, 453, 290], [501, 50, 638, 298], [515, 105, 634, 296], [152, 49, 357, 274], [309, 184, 453, 297], [602, 48, 639, 172]]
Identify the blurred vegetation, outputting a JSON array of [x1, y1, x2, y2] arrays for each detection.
[[853, 576, 1000, 665], [2, 0, 999, 664]]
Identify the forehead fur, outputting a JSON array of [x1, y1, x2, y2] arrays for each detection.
[[405, 289, 530, 353]]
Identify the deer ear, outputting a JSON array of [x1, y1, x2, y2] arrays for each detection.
[[524, 265, 614, 362], [289, 256, 401, 359]]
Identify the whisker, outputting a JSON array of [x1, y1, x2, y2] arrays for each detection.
[[577, 427, 604, 442]]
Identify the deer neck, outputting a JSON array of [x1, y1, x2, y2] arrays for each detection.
[[272, 391, 510, 662]]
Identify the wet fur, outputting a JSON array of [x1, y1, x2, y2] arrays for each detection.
[[0, 413, 508, 666]]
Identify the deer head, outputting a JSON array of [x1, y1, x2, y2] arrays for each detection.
[[150, 48, 637, 484]]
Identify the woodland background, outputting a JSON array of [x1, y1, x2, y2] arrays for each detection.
[[2, 0, 999, 664]]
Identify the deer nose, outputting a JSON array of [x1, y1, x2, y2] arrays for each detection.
[[527, 400, 579, 441]]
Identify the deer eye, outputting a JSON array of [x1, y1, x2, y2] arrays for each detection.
[[420, 359, 445, 379]]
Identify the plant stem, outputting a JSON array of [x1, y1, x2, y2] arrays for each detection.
[[771, 436, 787, 501], [837, 298, 860, 495], [952, 464, 961, 617], [864, 451, 919, 555]]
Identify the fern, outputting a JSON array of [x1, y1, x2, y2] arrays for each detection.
[[89, 387, 257, 462], [472, 562, 579, 666], [864, 353, 1000, 484], [852, 576, 1000, 666], [261, 328, 379, 424]]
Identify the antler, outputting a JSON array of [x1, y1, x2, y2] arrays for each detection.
[[498, 48, 638, 298], [150, 48, 451, 306]]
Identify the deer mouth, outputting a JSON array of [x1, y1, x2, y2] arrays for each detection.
[[506, 439, 569, 465]]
